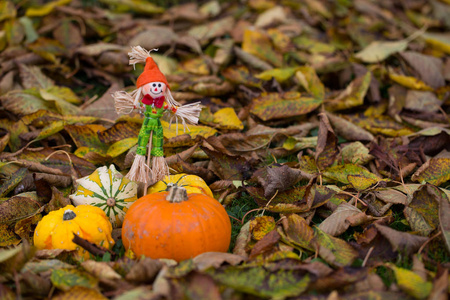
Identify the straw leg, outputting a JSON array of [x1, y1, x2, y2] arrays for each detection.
[[143, 131, 153, 195]]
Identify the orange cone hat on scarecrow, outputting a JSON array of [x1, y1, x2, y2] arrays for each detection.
[[112, 46, 202, 190], [136, 57, 170, 89]]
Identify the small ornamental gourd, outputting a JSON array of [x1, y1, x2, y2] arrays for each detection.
[[122, 186, 231, 262], [33, 205, 114, 259], [69, 165, 138, 228], [147, 173, 213, 198]]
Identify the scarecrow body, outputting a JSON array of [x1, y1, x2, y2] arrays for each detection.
[[113, 46, 201, 186]]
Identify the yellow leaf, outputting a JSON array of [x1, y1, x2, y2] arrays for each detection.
[[325, 72, 371, 111], [389, 265, 432, 299], [213, 107, 244, 130], [250, 216, 276, 241], [251, 92, 322, 121], [26, 0, 72, 17], [323, 164, 380, 185], [348, 174, 379, 191], [412, 158, 450, 186], [255, 67, 299, 82], [181, 57, 210, 75], [40, 86, 82, 105], [162, 120, 217, 140], [388, 73, 433, 91], [52, 286, 107, 300], [106, 137, 138, 158], [423, 32, 450, 55], [242, 29, 283, 67], [295, 66, 325, 100]]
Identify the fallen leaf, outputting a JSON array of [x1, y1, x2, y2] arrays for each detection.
[[355, 40, 408, 63], [314, 227, 358, 267], [81, 260, 122, 281], [325, 72, 372, 111], [242, 28, 283, 67], [388, 264, 432, 299], [279, 214, 316, 252], [318, 203, 362, 237], [193, 252, 245, 271], [400, 51, 445, 89], [50, 268, 98, 292], [323, 164, 380, 185], [315, 112, 338, 170], [374, 224, 428, 254], [412, 158, 450, 186], [206, 265, 310, 298], [212, 107, 244, 130], [250, 216, 276, 241], [251, 92, 322, 121], [52, 286, 107, 300], [326, 113, 375, 142], [340, 141, 374, 165], [255, 67, 299, 83], [295, 66, 325, 100]]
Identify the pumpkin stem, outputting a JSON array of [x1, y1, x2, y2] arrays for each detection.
[[63, 209, 77, 221], [106, 197, 116, 207], [166, 186, 188, 203]]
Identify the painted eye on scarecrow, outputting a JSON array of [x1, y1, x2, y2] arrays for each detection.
[[152, 83, 156, 87], [158, 84, 161, 87]]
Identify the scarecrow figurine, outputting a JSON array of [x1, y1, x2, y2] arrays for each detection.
[[113, 46, 201, 186]]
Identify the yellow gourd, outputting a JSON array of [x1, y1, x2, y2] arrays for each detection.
[[33, 205, 114, 259], [147, 173, 213, 197]]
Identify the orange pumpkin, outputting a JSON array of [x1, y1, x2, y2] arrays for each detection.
[[122, 186, 231, 261]]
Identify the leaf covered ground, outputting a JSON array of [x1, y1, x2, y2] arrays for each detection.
[[1, 0, 450, 299]]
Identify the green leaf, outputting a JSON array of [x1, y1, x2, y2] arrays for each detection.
[[207, 265, 310, 298], [404, 185, 440, 236], [255, 67, 299, 82], [323, 164, 380, 185], [314, 227, 358, 267], [251, 92, 322, 121], [1, 89, 53, 115], [412, 158, 450, 186], [340, 142, 374, 165], [50, 269, 98, 292], [18, 17, 38, 43], [65, 124, 109, 154], [0, 168, 27, 198]]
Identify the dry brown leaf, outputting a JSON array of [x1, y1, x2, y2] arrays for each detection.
[[374, 223, 428, 254], [318, 203, 362, 237]]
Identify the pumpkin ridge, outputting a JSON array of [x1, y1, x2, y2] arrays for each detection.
[[190, 200, 208, 255]]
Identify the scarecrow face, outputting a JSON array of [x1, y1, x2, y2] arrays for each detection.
[[143, 82, 166, 98]]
